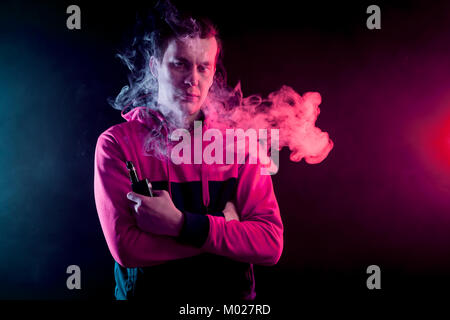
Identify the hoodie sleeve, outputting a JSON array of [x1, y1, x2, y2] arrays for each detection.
[[94, 131, 202, 268], [200, 160, 284, 266]]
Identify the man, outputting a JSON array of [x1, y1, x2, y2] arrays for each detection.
[[94, 2, 283, 301]]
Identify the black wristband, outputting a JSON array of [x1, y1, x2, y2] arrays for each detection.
[[177, 211, 210, 248]]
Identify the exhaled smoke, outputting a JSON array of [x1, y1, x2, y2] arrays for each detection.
[[204, 83, 334, 166], [108, 1, 333, 168]]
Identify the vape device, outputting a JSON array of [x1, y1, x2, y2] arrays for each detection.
[[126, 161, 153, 197]]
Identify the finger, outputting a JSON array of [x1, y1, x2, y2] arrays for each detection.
[[134, 202, 141, 213], [151, 189, 165, 197], [127, 192, 142, 213], [225, 201, 234, 209], [147, 181, 152, 190], [127, 192, 141, 203], [127, 193, 142, 213], [159, 190, 170, 198]]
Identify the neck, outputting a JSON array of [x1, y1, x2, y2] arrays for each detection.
[[184, 109, 203, 129], [155, 101, 204, 130]]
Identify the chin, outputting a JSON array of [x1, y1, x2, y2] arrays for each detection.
[[181, 102, 201, 115]]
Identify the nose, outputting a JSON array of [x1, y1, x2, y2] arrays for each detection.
[[184, 67, 199, 87]]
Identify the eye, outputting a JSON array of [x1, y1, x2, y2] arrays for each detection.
[[198, 65, 209, 73]]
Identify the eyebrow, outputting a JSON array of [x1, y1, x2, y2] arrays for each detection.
[[174, 56, 189, 62], [174, 57, 213, 66]]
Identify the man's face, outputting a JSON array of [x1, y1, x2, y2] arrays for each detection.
[[153, 36, 217, 120]]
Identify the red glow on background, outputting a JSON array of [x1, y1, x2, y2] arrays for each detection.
[[428, 114, 450, 168], [418, 110, 450, 175]]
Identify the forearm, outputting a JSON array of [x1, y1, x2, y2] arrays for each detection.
[[203, 215, 283, 266], [101, 218, 203, 268], [176, 210, 283, 266]]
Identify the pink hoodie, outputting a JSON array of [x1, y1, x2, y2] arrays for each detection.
[[94, 106, 283, 278]]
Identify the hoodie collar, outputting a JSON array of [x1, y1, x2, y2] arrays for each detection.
[[122, 106, 208, 132], [121, 106, 166, 127]]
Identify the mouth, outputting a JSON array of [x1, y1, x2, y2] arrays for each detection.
[[180, 93, 200, 102]]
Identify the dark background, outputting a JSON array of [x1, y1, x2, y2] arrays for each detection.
[[1, 0, 450, 306]]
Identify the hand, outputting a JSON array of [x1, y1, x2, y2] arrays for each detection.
[[223, 201, 240, 222], [127, 188, 184, 237]]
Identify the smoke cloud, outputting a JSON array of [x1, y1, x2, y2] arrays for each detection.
[[108, 2, 333, 167], [204, 83, 333, 165]]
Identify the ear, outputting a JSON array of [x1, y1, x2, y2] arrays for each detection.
[[209, 65, 217, 87], [149, 56, 159, 78]]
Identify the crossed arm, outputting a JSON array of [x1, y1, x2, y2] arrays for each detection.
[[94, 132, 283, 268]]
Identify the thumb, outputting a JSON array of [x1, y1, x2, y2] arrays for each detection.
[[153, 189, 170, 198], [127, 192, 141, 202], [127, 192, 142, 214], [225, 201, 235, 209], [160, 189, 170, 197]]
